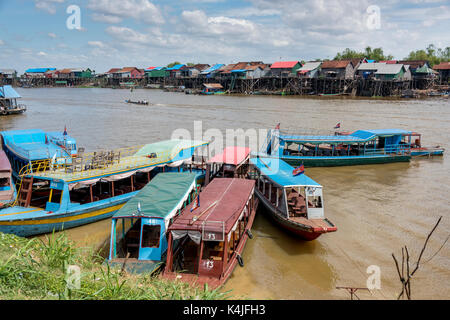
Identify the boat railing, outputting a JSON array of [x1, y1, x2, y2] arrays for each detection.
[[279, 128, 342, 137], [363, 144, 411, 156], [18, 145, 183, 180]]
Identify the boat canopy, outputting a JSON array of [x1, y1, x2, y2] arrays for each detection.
[[0, 85, 21, 99], [169, 178, 255, 235], [278, 128, 412, 145], [113, 172, 198, 227], [250, 157, 321, 188], [0, 129, 76, 160], [207, 146, 250, 165], [134, 139, 208, 158], [0, 150, 12, 173]]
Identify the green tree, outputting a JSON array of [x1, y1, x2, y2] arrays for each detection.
[[404, 44, 450, 67], [334, 46, 393, 61]]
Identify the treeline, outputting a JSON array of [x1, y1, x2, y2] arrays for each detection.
[[334, 44, 450, 66]]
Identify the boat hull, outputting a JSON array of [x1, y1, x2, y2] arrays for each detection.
[[254, 188, 335, 240], [0, 194, 136, 237], [279, 154, 411, 167], [411, 147, 444, 157]]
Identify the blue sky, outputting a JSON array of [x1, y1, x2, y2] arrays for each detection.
[[0, 0, 449, 73]]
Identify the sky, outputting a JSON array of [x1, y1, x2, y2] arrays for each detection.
[[0, 0, 449, 73]]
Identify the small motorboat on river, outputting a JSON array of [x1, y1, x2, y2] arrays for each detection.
[[125, 99, 149, 105]]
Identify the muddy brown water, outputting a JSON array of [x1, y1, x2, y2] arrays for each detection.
[[1, 88, 448, 299]]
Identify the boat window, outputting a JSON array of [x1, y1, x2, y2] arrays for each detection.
[[29, 179, 51, 208], [141, 225, 161, 248], [0, 177, 10, 189], [202, 241, 223, 261], [307, 195, 323, 208], [50, 189, 63, 204]]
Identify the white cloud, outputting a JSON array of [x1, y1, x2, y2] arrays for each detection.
[[91, 13, 123, 24], [48, 32, 57, 38], [88, 41, 106, 48], [37, 51, 48, 56], [34, 0, 65, 14], [88, 0, 164, 25]]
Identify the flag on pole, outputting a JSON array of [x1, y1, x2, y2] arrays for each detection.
[[275, 123, 280, 130], [334, 122, 341, 129], [292, 164, 305, 176], [63, 125, 68, 136], [191, 193, 200, 212]]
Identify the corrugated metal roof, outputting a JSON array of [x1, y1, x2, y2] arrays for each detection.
[[321, 60, 352, 69], [201, 64, 224, 74], [357, 62, 386, 71], [166, 64, 185, 71], [433, 62, 450, 70], [298, 62, 321, 71], [270, 61, 300, 69], [374, 64, 404, 75], [0, 85, 21, 99]]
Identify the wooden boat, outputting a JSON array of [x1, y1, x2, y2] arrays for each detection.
[[205, 146, 250, 185], [0, 137, 209, 237], [163, 178, 258, 288], [0, 150, 16, 207], [107, 172, 200, 274], [1, 129, 79, 179], [259, 127, 412, 167], [249, 157, 336, 240], [0, 85, 26, 115], [125, 99, 149, 105]]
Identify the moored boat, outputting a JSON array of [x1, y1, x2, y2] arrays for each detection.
[[107, 172, 200, 274], [259, 126, 411, 167], [205, 146, 250, 185], [0, 150, 16, 207], [0, 138, 209, 237], [0, 85, 26, 115], [163, 178, 258, 288], [249, 157, 336, 240]]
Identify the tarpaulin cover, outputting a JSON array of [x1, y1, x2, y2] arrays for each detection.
[[207, 146, 250, 165], [250, 157, 321, 188], [169, 178, 255, 234], [0, 85, 21, 99], [113, 172, 198, 222]]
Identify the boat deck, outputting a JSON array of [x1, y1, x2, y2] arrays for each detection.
[[163, 272, 222, 289], [289, 217, 336, 232]]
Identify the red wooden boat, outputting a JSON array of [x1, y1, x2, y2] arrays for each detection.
[[163, 177, 258, 288], [205, 146, 251, 184]]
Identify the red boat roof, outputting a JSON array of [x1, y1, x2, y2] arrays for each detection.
[[0, 150, 12, 172], [207, 146, 250, 165], [169, 178, 255, 234]]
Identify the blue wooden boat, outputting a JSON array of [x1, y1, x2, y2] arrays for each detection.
[[1, 129, 78, 179], [107, 172, 199, 274], [249, 157, 336, 240], [0, 85, 26, 115], [0, 137, 209, 237], [258, 128, 412, 167]]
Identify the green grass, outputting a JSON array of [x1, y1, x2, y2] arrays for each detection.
[[0, 232, 232, 300]]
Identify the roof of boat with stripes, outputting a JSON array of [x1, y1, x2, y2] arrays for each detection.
[[168, 178, 255, 234], [250, 157, 321, 188]]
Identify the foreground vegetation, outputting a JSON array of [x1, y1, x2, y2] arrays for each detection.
[[0, 232, 231, 300]]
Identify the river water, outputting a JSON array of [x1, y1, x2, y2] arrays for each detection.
[[1, 88, 449, 300]]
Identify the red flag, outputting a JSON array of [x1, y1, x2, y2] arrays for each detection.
[[293, 164, 305, 176], [334, 122, 341, 129], [275, 123, 280, 130], [63, 125, 68, 136]]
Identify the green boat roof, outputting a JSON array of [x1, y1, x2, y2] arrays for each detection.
[[112, 172, 198, 220], [134, 139, 208, 157]]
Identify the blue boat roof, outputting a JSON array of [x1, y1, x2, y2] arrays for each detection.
[[0, 85, 21, 99], [250, 157, 321, 187], [1, 129, 75, 161], [201, 64, 224, 74], [279, 129, 412, 144]]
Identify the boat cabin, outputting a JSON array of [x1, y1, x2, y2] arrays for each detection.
[[164, 178, 257, 287], [108, 172, 199, 273], [249, 157, 336, 240], [0, 85, 26, 115], [205, 146, 250, 185]]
